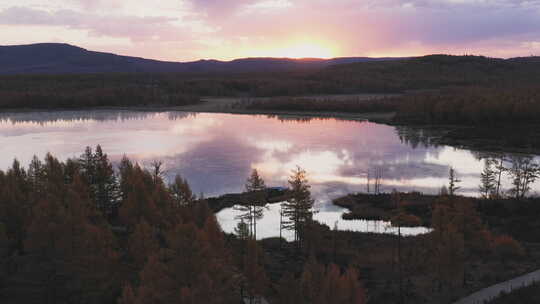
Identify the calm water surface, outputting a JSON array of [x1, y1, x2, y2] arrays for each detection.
[[1, 110, 537, 239]]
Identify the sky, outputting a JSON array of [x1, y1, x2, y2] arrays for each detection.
[[1, 0, 540, 61]]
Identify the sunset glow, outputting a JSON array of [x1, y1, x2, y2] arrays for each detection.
[[273, 42, 336, 59], [1, 1, 539, 60]]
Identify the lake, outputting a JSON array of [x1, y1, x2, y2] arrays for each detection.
[[1, 110, 537, 239]]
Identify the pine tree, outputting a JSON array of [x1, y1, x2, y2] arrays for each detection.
[[79, 146, 120, 216]]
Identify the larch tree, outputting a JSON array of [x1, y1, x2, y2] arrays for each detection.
[[430, 197, 491, 290], [454, 198, 490, 286], [236, 169, 266, 240], [119, 167, 159, 229], [493, 155, 508, 198], [0, 160, 31, 251], [169, 174, 196, 207], [242, 239, 268, 304], [448, 167, 461, 196], [234, 219, 250, 240], [23, 181, 119, 304], [508, 156, 539, 199], [479, 158, 496, 199], [277, 272, 303, 304], [281, 166, 315, 246], [128, 219, 159, 268], [299, 257, 367, 304], [130, 222, 238, 304], [431, 203, 464, 291], [27, 155, 45, 203]]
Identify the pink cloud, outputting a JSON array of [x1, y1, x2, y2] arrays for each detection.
[[1, 0, 540, 60]]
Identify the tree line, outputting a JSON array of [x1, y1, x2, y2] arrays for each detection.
[[393, 86, 540, 125], [4, 54, 540, 110], [237, 96, 398, 114], [0, 74, 199, 109]]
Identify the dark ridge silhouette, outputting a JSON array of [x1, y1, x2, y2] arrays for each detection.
[[0, 43, 405, 75]]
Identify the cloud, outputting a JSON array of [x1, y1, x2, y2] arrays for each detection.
[[2, 0, 540, 60], [189, 0, 253, 17], [0, 6, 200, 42], [238, 0, 293, 15]]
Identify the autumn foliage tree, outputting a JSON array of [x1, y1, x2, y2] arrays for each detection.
[[0, 148, 244, 304], [121, 221, 238, 304], [279, 256, 366, 304], [493, 235, 525, 263], [242, 239, 268, 303]]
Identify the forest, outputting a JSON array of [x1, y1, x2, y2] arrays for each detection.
[[1, 147, 539, 303], [0, 73, 200, 109], [392, 86, 540, 125], [0, 147, 366, 304], [236, 96, 399, 114], [2, 55, 540, 110], [331, 156, 540, 303]]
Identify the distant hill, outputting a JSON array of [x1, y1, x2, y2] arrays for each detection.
[[0, 43, 405, 75], [312, 54, 540, 92]]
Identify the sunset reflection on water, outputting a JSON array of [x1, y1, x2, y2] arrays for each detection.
[[0, 110, 537, 205]]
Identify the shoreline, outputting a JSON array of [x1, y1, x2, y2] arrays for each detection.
[[0, 99, 397, 124], [2, 98, 540, 155]]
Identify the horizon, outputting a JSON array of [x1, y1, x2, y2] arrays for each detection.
[[2, 41, 531, 63], [1, 1, 539, 61]]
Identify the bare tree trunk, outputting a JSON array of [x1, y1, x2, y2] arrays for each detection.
[[253, 205, 257, 240], [398, 223, 403, 304], [496, 156, 504, 197], [279, 207, 283, 248], [367, 170, 371, 193]]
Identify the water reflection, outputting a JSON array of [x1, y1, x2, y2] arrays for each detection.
[[0, 110, 538, 233], [217, 203, 431, 241], [0, 110, 193, 125]]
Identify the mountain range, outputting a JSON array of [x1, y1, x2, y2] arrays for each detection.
[[0, 43, 405, 75]]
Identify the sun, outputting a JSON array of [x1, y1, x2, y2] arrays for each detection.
[[230, 39, 338, 60], [279, 42, 335, 59]]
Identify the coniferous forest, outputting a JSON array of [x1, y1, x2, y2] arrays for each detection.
[[2, 145, 539, 303], [0, 146, 368, 304]]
